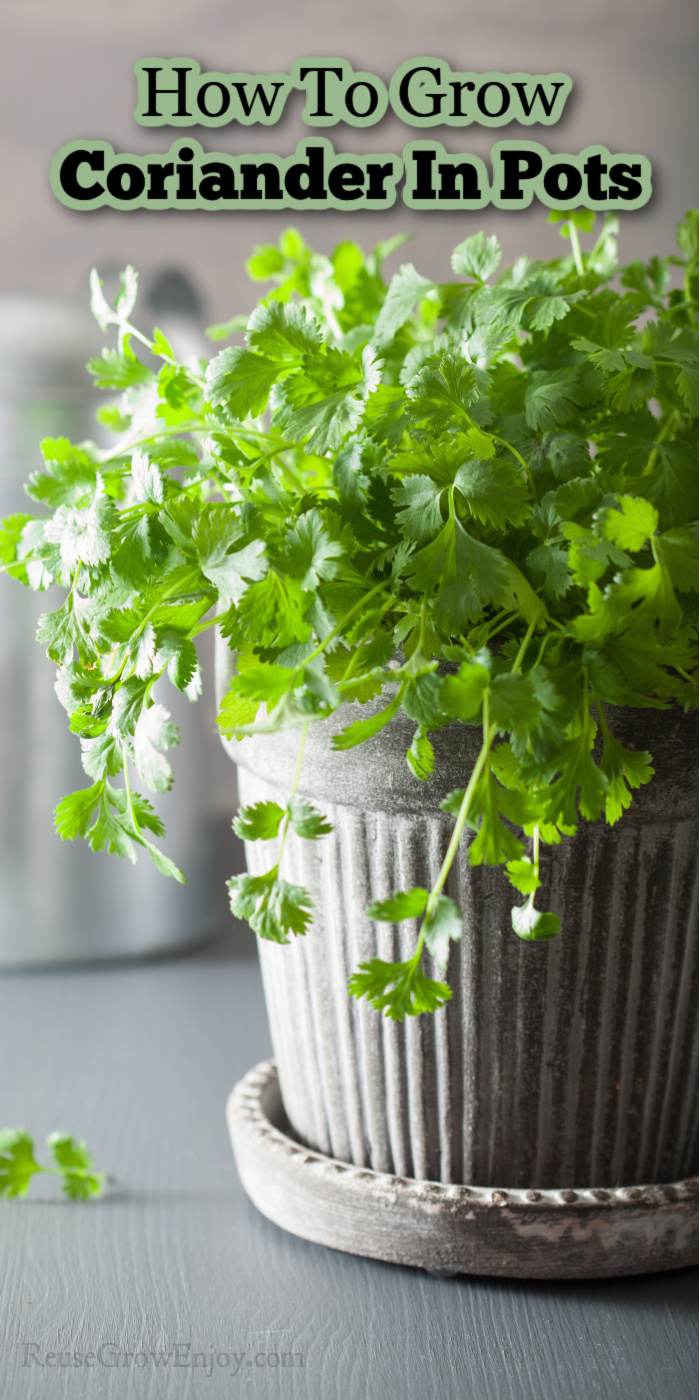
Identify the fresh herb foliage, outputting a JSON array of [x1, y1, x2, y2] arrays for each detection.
[[3, 214, 697, 1019], [0, 1129, 106, 1200]]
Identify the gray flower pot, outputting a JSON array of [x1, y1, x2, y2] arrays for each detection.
[[218, 646, 698, 1272]]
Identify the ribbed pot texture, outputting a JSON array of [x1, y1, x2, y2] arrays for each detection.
[[222, 669, 698, 1190]]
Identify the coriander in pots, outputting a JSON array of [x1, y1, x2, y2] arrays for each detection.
[[3, 212, 697, 1278]]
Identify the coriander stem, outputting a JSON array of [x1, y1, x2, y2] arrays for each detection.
[[105, 568, 202, 682], [483, 612, 519, 644], [644, 409, 681, 475], [99, 422, 207, 466], [121, 745, 143, 839], [39, 1166, 106, 1179], [420, 693, 494, 942], [303, 580, 388, 668], [338, 595, 396, 684], [276, 721, 309, 869], [568, 221, 585, 278], [190, 614, 221, 637], [511, 618, 537, 674], [492, 436, 539, 502], [116, 316, 208, 391]]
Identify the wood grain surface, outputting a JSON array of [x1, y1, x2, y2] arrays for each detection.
[[0, 931, 696, 1400]]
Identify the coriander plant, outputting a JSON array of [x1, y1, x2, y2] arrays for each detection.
[[2, 211, 697, 1020]]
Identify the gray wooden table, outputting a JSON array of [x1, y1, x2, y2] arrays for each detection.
[[0, 926, 696, 1400]]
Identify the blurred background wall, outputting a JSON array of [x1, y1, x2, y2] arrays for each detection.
[[0, 0, 696, 957]]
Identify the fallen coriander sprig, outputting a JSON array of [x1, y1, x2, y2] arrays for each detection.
[[0, 1129, 106, 1200]]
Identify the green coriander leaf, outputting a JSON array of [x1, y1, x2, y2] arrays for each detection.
[[216, 690, 259, 736], [372, 264, 436, 347], [454, 457, 531, 530], [596, 495, 659, 552], [44, 482, 117, 570], [644, 321, 698, 414], [111, 513, 158, 587], [221, 662, 293, 709], [114, 264, 138, 319], [511, 900, 562, 941], [37, 594, 99, 665], [544, 725, 608, 826], [599, 726, 654, 824], [506, 857, 541, 895], [54, 784, 102, 840], [47, 1133, 105, 1201], [0, 512, 33, 582], [272, 346, 377, 454], [363, 383, 410, 448], [406, 355, 479, 433], [474, 268, 582, 334], [80, 732, 123, 780], [407, 727, 435, 780], [572, 336, 629, 375], [131, 449, 164, 505], [367, 887, 429, 922], [233, 801, 285, 841], [462, 766, 531, 865], [654, 527, 699, 592], [442, 763, 535, 862], [606, 361, 656, 413], [156, 634, 200, 693], [285, 508, 345, 589], [145, 844, 187, 882], [544, 432, 593, 481], [524, 370, 587, 433], [331, 688, 403, 751], [602, 561, 681, 644], [563, 522, 630, 587], [402, 670, 443, 727], [130, 621, 157, 680], [228, 870, 312, 942], [348, 956, 451, 1020], [108, 678, 149, 739], [151, 326, 174, 358], [333, 441, 369, 505], [49, 1125, 97, 1169], [451, 232, 502, 282], [392, 476, 445, 541], [441, 656, 491, 720], [0, 1130, 43, 1198], [246, 299, 321, 357], [236, 571, 311, 649], [246, 241, 285, 279], [133, 703, 178, 793], [205, 347, 285, 418], [405, 517, 527, 632], [423, 895, 463, 972], [193, 509, 267, 608], [288, 798, 333, 839], [526, 544, 572, 599], [27, 440, 98, 509], [490, 672, 542, 737], [89, 270, 118, 331], [87, 340, 151, 389], [540, 477, 600, 525]]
